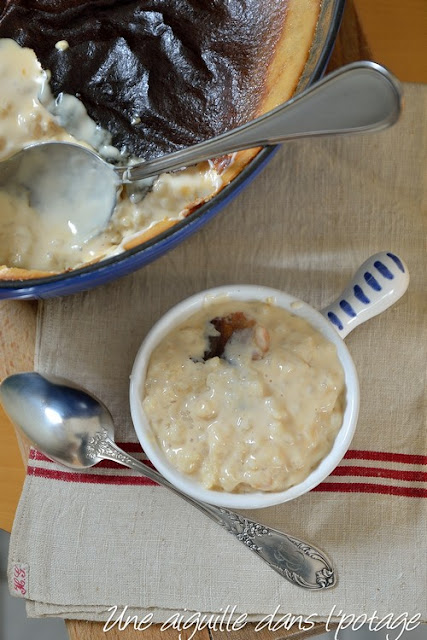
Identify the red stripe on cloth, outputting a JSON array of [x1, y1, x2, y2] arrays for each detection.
[[344, 450, 427, 465], [313, 483, 427, 498], [331, 466, 427, 482], [30, 454, 151, 470], [27, 466, 159, 486], [31, 447, 427, 465], [29, 450, 156, 470], [30, 444, 145, 463], [94, 459, 153, 469], [117, 442, 144, 453], [27, 466, 427, 497]]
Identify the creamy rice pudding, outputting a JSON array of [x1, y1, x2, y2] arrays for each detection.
[[142, 299, 346, 493]]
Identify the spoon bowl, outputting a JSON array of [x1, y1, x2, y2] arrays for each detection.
[[0, 144, 120, 246], [0, 372, 113, 468]]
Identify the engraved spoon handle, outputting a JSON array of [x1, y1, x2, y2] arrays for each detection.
[[125, 61, 402, 182], [98, 435, 336, 589]]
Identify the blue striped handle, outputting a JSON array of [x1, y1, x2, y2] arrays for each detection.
[[321, 252, 409, 339]]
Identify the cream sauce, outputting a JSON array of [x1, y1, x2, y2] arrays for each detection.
[[142, 299, 346, 493]]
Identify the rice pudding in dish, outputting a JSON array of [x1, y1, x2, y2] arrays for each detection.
[[0, 39, 222, 275], [0, 0, 321, 279], [142, 299, 346, 493]]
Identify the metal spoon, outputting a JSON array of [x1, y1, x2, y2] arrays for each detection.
[[0, 61, 402, 245], [1, 371, 336, 590]]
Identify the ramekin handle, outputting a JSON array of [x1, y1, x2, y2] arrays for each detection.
[[321, 252, 409, 339]]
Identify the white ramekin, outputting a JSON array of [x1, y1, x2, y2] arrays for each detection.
[[130, 252, 408, 509]]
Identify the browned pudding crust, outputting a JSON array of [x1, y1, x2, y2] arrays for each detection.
[[0, 0, 290, 159]]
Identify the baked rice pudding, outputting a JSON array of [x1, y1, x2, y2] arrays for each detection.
[[0, 1, 321, 278]]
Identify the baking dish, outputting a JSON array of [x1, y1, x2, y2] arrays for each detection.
[[0, 0, 345, 299]]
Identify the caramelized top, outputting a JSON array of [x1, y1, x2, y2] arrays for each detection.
[[0, 0, 289, 158]]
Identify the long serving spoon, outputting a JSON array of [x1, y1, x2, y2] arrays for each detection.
[[0, 61, 402, 245], [1, 372, 335, 590]]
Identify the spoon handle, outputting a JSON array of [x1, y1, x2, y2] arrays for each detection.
[[125, 61, 402, 182], [98, 435, 335, 589], [321, 252, 409, 339]]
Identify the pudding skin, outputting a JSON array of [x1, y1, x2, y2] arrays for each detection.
[[0, 0, 293, 158], [0, 1, 320, 279]]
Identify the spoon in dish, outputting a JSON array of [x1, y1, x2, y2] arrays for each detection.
[[0, 371, 335, 590], [0, 61, 402, 246]]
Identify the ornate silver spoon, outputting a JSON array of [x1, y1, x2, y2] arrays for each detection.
[[0, 372, 335, 590]]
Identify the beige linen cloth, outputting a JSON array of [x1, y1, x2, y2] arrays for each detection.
[[8, 83, 426, 622]]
